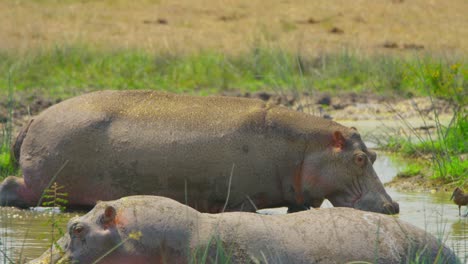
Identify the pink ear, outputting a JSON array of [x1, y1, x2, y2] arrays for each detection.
[[101, 206, 116, 226], [332, 131, 346, 150]]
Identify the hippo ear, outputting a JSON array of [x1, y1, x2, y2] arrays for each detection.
[[332, 131, 346, 150], [101, 206, 116, 227]]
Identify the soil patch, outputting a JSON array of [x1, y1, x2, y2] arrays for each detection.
[[385, 175, 464, 192], [1, 1, 467, 54]]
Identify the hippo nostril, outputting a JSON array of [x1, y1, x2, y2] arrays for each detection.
[[383, 202, 399, 215]]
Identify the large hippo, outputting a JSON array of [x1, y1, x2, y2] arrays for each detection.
[[1, 90, 398, 214], [31, 195, 457, 264]]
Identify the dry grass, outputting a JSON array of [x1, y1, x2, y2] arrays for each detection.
[[1, 0, 467, 55]]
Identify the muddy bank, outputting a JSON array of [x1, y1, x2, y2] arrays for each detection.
[[223, 90, 454, 121], [385, 175, 462, 192], [386, 173, 468, 192]]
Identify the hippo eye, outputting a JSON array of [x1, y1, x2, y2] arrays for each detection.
[[74, 226, 84, 234], [71, 224, 85, 236], [354, 153, 367, 167]]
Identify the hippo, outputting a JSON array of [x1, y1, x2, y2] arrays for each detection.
[[1, 90, 399, 214], [30, 195, 457, 264]]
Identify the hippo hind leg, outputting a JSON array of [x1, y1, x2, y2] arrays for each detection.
[[0, 176, 31, 208]]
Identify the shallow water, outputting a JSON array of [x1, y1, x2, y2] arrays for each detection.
[[0, 153, 466, 262], [0, 209, 79, 262], [388, 189, 467, 261]]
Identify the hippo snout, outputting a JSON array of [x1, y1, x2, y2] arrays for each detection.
[[383, 201, 399, 214]]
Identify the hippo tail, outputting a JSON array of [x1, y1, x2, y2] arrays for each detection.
[[11, 119, 33, 168]]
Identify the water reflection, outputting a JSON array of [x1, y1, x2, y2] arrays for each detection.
[[378, 155, 467, 262], [389, 189, 467, 261], [0, 207, 77, 261]]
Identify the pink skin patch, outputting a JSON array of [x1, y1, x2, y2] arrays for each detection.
[[301, 166, 335, 202], [332, 131, 346, 150], [293, 165, 305, 205], [109, 209, 127, 230]]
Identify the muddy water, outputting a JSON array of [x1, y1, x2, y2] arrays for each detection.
[[0, 209, 80, 262], [378, 159, 467, 263], [0, 153, 466, 262]]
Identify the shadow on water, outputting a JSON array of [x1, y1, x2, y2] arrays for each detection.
[[0, 152, 466, 262]]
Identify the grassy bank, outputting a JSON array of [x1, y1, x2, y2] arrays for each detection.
[[0, 77, 14, 180], [1, 45, 466, 98], [381, 61, 467, 187], [386, 115, 467, 188]]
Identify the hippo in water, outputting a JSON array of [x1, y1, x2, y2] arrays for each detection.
[[30, 196, 457, 264], [1, 90, 398, 214]]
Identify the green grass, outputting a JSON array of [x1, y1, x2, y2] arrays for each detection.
[[190, 235, 235, 264], [380, 59, 467, 186], [0, 73, 16, 181], [0, 45, 466, 99], [387, 111, 467, 185], [396, 163, 424, 178]]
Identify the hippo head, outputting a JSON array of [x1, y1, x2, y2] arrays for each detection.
[[57, 205, 122, 263], [0, 176, 31, 208], [302, 129, 399, 215]]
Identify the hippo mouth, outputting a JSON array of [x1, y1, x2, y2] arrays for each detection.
[[329, 190, 399, 214], [327, 178, 364, 209], [351, 193, 363, 208], [326, 191, 362, 209]]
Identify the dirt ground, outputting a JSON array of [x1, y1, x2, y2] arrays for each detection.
[[385, 174, 461, 192], [1, 0, 467, 55]]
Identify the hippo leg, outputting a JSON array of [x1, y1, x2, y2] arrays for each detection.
[[287, 204, 310, 213], [0, 176, 35, 208], [287, 196, 323, 213]]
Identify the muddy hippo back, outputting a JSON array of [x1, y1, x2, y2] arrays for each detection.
[[18, 91, 308, 208], [31, 196, 458, 264]]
